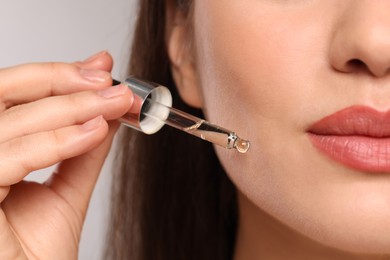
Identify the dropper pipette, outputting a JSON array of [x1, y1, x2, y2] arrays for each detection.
[[142, 98, 250, 153], [115, 77, 250, 153]]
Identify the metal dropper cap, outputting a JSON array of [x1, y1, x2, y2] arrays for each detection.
[[119, 76, 172, 134]]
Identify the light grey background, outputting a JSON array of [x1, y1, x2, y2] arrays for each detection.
[[0, 0, 137, 259]]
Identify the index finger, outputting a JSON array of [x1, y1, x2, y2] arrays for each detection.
[[0, 54, 113, 109]]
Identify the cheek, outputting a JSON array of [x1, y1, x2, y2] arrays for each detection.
[[192, 3, 324, 238], [193, 2, 327, 194], [193, 1, 328, 134]]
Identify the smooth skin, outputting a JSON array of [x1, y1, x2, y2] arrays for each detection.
[[0, 51, 133, 259], [168, 0, 390, 259]]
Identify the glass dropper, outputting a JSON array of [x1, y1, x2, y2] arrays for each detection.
[[142, 98, 250, 153], [115, 77, 250, 153]]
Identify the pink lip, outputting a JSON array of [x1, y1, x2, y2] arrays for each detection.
[[308, 106, 390, 173]]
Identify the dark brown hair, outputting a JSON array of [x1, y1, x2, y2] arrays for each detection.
[[105, 1, 237, 259]]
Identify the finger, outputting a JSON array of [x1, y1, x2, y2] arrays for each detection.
[[75, 50, 114, 72], [0, 53, 113, 109], [0, 116, 108, 186], [46, 121, 120, 217], [0, 84, 133, 143]]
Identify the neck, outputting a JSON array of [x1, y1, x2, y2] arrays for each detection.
[[233, 191, 384, 260]]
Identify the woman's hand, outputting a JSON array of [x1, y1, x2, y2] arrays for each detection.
[[0, 51, 133, 259]]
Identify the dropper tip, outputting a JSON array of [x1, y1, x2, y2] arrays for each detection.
[[235, 138, 250, 153]]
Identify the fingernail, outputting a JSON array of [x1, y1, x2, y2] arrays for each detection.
[[98, 84, 128, 98], [80, 115, 103, 131], [80, 69, 110, 82], [129, 94, 143, 114], [82, 50, 107, 64]]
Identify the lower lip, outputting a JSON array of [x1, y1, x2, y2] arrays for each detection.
[[309, 134, 390, 173]]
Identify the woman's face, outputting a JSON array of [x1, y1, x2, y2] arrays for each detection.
[[172, 0, 390, 255]]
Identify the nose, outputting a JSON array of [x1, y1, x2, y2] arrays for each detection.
[[329, 1, 390, 78]]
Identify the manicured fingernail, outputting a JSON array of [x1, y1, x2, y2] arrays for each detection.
[[82, 50, 107, 64], [80, 115, 103, 131], [80, 69, 110, 82], [98, 84, 128, 98]]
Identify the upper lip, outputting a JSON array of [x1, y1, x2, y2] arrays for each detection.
[[308, 106, 390, 137]]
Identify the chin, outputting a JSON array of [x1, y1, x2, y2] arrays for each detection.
[[301, 192, 390, 255]]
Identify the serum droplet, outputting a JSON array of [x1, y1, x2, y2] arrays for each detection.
[[235, 138, 250, 153]]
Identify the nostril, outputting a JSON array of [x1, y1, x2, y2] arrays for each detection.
[[346, 59, 369, 72]]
